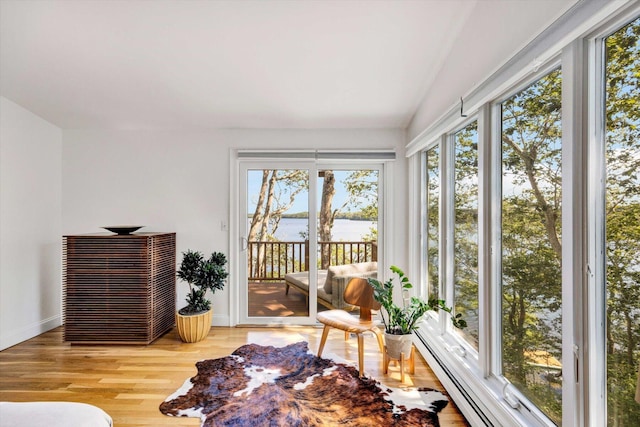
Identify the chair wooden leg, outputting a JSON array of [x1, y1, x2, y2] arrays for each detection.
[[383, 346, 389, 374], [409, 346, 415, 374], [317, 325, 330, 357], [373, 329, 384, 353], [357, 333, 365, 377], [344, 331, 349, 341], [285, 283, 290, 295]]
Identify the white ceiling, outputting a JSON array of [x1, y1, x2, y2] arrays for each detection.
[[0, 0, 577, 131]]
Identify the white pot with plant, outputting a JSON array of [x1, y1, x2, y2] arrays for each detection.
[[368, 265, 466, 359], [175, 250, 228, 343]]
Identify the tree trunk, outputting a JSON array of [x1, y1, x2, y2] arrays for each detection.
[[319, 170, 335, 269], [256, 171, 278, 276], [248, 170, 270, 242]]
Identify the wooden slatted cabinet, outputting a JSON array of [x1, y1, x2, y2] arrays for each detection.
[[63, 232, 176, 344]]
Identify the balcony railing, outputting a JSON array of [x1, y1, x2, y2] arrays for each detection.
[[247, 240, 377, 282]]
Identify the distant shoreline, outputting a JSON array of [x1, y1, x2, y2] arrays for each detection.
[[248, 213, 375, 221], [251, 217, 377, 241]]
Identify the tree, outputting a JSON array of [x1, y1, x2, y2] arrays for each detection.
[[426, 146, 440, 300], [248, 168, 380, 276], [500, 68, 563, 424], [318, 169, 379, 267], [604, 17, 640, 426], [454, 123, 480, 349], [248, 169, 307, 277], [319, 170, 336, 269]]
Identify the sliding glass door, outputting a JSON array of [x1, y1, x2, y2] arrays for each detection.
[[238, 160, 383, 325]]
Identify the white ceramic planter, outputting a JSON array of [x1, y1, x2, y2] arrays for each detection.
[[384, 332, 413, 360]]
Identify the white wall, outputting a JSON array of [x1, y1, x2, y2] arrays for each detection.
[[62, 129, 407, 326], [407, 0, 577, 142], [0, 96, 62, 350]]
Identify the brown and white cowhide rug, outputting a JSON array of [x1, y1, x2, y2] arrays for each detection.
[[159, 341, 449, 426]]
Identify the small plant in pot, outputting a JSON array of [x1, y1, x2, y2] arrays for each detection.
[[175, 250, 228, 343], [368, 265, 466, 359]]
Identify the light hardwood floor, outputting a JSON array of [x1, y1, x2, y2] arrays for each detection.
[[0, 326, 469, 426]]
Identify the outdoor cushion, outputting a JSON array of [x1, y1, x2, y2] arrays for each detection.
[[323, 262, 378, 294], [284, 262, 377, 309]]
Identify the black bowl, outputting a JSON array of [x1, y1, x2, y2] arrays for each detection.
[[102, 225, 144, 235]]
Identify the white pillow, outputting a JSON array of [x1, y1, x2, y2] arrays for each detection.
[[0, 402, 112, 427]]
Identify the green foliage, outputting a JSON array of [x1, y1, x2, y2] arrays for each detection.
[[343, 170, 379, 221], [604, 17, 640, 426], [454, 121, 480, 348], [176, 250, 203, 286], [368, 265, 466, 335], [177, 250, 228, 315], [426, 146, 440, 300], [184, 289, 210, 313], [499, 68, 564, 424]]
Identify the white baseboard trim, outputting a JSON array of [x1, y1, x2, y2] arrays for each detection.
[[211, 313, 230, 327], [0, 315, 62, 351]]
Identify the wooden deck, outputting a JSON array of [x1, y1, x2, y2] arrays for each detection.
[[248, 280, 329, 317]]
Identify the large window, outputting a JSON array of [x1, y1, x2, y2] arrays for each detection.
[[500, 69, 563, 424], [453, 122, 479, 349], [604, 17, 640, 426], [414, 8, 639, 427], [426, 145, 440, 301]]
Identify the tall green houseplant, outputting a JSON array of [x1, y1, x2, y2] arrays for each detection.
[[368, 265, 466, 335]]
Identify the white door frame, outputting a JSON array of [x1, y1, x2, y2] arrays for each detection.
[[232, 154, 387, 326]]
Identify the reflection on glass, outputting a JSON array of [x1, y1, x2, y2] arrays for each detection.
[[426, 146, 440, 300], [501, 69, 563, 424], [604, 17, 640, 426], [454, 122, 479, 349]]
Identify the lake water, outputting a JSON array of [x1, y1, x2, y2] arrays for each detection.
[[261, 217, 376, 241]]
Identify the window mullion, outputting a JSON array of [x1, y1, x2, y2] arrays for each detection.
[[490, 101, 504, 377], [444, 134, 456, 329], [438, 134, 449, 329], [561, 37, 589, 427], [587, 28, 607, 427], [478, 103, 493, 377]]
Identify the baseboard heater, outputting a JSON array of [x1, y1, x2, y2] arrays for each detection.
[[414, 331, 493, 426]]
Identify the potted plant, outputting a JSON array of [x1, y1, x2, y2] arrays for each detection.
[[368, 265, 466, 359], [175, 250, 228, 343]]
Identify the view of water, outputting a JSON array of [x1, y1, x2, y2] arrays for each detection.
[[259, 217, 376, 241]]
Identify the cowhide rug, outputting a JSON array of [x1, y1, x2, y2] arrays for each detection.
[[159, 341, 449, 426]]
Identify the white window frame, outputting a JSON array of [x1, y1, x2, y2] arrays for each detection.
[[232, 150, 393, 326], [586, 9, 640, 426], [447, 118, 482, 359]]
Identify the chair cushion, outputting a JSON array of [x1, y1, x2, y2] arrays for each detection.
[[284, 271, 328, 293], [284, 271, 331, 304], [323, 262, 378, 294]]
